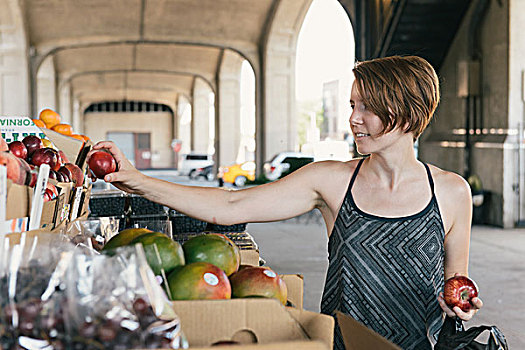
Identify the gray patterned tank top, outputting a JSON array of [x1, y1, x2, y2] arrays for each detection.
[[321, 158, 445, 349]]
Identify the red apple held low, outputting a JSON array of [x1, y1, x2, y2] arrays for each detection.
[[88, 150, 117, 179], [444, 275, 479, 312], [229, 266, 288, 305]]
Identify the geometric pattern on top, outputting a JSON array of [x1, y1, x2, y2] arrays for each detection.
[[321, 159, 445, 350]]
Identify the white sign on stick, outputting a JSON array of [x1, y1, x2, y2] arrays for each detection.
[[29, 164, 50, 231]]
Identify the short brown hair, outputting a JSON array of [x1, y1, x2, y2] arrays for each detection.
[[352, 55, 440, 139]]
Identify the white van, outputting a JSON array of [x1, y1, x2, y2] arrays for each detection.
[[178, 153, 214, 176]]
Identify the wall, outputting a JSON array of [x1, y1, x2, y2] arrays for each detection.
[[419, 0, 510, 226], [84, 112, 173, 168]]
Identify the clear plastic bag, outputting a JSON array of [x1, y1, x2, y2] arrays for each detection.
[[0, 232, 74, 349], [0, 232, 187, 349], [63, 244, 187, 349], [65, 216, 120, 251]]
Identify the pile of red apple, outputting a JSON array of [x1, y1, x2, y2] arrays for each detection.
[[1, 134, 84, 202]]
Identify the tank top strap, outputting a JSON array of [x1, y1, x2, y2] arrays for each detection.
[[349, 158, 365, 191], [422, 162, 435, 196]]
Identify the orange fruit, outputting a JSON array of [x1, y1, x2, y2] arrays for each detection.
[[51, 123, 73, 135], [79, 134, 91, 142], [39, 109, 61, 128], [70, 134, 85, 143], [32, 119, 46, 128]]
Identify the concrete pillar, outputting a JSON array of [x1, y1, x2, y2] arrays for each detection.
[[0, 0, 29, 116], [36, 56, 57, 115], [192, 78, 212, 154], [177, 95, 192, 155], [508, 0, 525, 226], [263, 0, 313, 161], [419, 0, 514, 227], [59, 83, 72, 125], [218, 50, 244, 166]]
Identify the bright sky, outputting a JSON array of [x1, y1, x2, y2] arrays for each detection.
[[296, 0, 355, 102]]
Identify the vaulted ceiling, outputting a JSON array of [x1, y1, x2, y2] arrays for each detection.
[[22, 0, 279, 107]]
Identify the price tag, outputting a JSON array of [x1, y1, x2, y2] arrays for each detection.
[[60, 204, 70, 223], [70, 187, 83, 221], [29, 164, 50, 231]]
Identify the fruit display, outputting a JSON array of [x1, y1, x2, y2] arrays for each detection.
[[182, 233, 241, 276], [103, 227, 152, 250], [444, 275, 479, 312], [130, 232, 186, 275], [88, 149, 117, 179], [229, 266, 288, 305], [167, 262, 232, 300]]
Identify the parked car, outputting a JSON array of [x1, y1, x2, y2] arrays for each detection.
[[189, 165, 215, 181], [178, 153, 214, 176], [218, 161, 256, 187], [263, 152, 314, 181]]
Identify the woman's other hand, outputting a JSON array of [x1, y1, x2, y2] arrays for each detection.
[[437, 273, 484, 321], [88, 141, 147, 195]]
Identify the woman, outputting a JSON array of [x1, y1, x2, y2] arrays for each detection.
[[92, 55, 482, 349]]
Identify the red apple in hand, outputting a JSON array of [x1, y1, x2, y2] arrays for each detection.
[[8, 141, 28, 160], [88, 150, 117, 179], [444, 275, 479, 312]]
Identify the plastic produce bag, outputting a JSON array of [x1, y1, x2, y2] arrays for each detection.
[[0, 232, 187, 349], [0, 232, 75, 349], [65, 216, 120, 251], [63, 244, 187, 349]]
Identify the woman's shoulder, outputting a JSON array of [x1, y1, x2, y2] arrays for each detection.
[[308, 157, 363, 176], [426, 163, 471, 201]]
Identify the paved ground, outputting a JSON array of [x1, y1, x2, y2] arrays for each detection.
[[247, 212, 525, 349]]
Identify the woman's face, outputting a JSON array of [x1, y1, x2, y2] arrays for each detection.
[[349, 81, 407, 155]]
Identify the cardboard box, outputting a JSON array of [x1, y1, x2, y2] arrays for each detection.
[[6, 180, 32, 220], [281, 274, 304, 309], [240, 249, 260, 266], [172, 299, 333, 349], [336, 311, 401, 350]]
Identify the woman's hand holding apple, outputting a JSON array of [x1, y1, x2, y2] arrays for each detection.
[[437, 273, 483, 321], [89, 141, 148, 195]]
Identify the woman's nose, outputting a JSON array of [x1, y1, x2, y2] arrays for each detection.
[[349, 110, 361, 125]]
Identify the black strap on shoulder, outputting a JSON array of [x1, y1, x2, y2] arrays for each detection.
[[349, 158, 365, 190], [422, 162, 435, 195]]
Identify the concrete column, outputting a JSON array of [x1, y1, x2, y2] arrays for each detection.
[[192, 78, 212, 154], [263, 0, 313, 161], [508, 0, 525, 227], [177, 95, 192, 155], [36, 56, 57, 115], [0, 0, 29, 116], [218, 50, 244, 166], [59, 83, 72, 125]]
